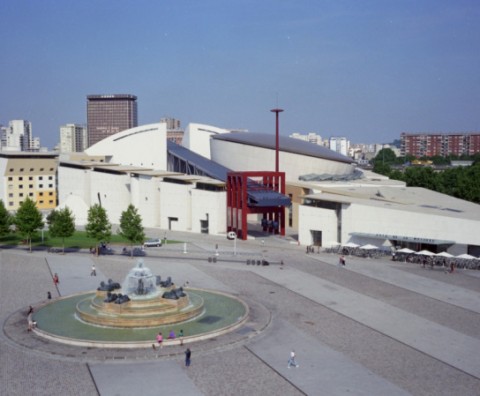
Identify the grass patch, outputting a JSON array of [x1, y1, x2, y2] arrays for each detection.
[[0, 231, 180, 249]]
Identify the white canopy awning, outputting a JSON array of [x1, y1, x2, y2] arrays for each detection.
[[360, 244, 378, 250], [456, 253, 476, 259], [415, 250, 435, 256], [435, 251, 454, 258], [396, 248, 415, 254], [343, 242, 360, 248]]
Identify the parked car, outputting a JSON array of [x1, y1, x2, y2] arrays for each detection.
[[121, 247, 146, 257], [144, 238, 162, 247], [98, 245, 115, 255]]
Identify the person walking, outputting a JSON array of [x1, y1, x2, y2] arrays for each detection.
[[185, 348, 191, 367], [90, 264, 96, 276], [287, 350, 299, 368], [53, 273, 59, 285]]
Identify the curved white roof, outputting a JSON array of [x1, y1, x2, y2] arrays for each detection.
[[212, 133, 353, 164], [85, 123, 167, 169]]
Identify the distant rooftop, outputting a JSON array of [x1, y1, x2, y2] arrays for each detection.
[[87, 94, 137, 100]]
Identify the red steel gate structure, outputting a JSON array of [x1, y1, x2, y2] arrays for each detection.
[[226, 171, 288, 240]]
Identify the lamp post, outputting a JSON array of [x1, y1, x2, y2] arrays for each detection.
[[270, 108, 284, 173]]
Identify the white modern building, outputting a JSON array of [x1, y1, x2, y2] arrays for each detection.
[[210, 133, 355, 181], [294, 175, 480, 256], [85, 123, 167, 169], [55, 121, 480, 255], [181, 123, 233, 159], [58, 123, 226, 233]]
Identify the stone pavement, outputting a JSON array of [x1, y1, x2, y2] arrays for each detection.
[[1, 231, 480, 395]]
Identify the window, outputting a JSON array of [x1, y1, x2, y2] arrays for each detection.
[[29, 177, 33, 181], [48, 176, 53, 180], [29, 193, 33, 197], [30, 168, 34, 171], [9, 168, 13, 172], [19, 193, 24, 197], [19, 177, 23, 181], [39, 176, 43, 180], [49, 192, 53, 196], [39, 200, 44, 204], [40, 168, 44, 171], [39, 192, 44, 196], [9, 202, 14, 206], [39, 184, 43, 188], [48, 184, 53, 188], [29, 184, 33, 188], [8, 177, 12, 181], [19, 185, 23, 189], [8, 193, 13, 197], [48, 200, 54, 204], [20, 168, 24, 172]]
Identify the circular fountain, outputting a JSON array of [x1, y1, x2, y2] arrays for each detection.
[[30, 259, 249, 347], [76, 260, 203, 328]]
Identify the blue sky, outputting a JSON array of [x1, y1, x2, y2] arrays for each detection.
[[1, 0, 479, 149]]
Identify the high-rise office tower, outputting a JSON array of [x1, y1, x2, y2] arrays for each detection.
[[87, 94, 138, 147]]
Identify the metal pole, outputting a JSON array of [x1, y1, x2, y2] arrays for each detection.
[[270, 108, 284, 173]]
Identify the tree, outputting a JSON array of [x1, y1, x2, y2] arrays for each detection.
[[0, 199, 12, 237], [403, 167, 440, 190], [48, 207, 75, 253], [118, 204, 145, 257], [46, 209, 58, 228], [372, 162, 391, 176], [13, 197, 44, 252], [372, 148, 397, 166], [85, 204, 111, 255]]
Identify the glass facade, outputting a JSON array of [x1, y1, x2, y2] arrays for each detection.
[[87, 94, 138, 147]]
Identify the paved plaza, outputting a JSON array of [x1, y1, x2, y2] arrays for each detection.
[[1, 230, 480, 395]]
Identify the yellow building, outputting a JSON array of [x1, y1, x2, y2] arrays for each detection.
[[0, 152, 58, 211]]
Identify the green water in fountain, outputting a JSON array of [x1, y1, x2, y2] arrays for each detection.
[[33, 289, 246, 342]]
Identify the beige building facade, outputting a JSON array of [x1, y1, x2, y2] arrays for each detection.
[[0, 152, 57, 211]]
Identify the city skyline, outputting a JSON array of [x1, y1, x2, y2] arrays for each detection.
[[1, 1, 479, 150]]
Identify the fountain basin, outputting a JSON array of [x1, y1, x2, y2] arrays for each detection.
[[32, 288, 248, 347]]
